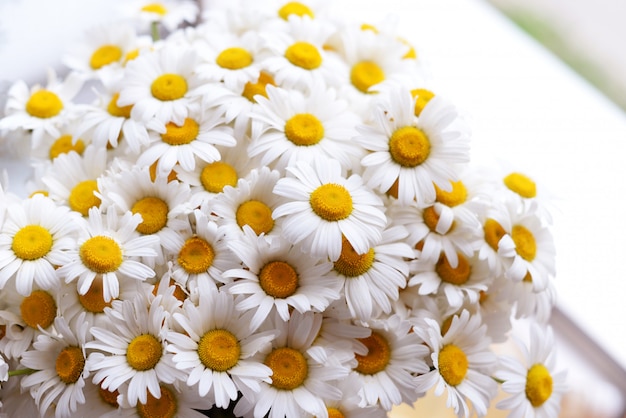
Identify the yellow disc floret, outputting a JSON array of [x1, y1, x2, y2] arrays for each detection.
[[333, 236, 374, 277], [151, 74, 188, 101], [20, 290, 57, 329], [389, 126, 430, 167], [78, 276, 112, 313], [278, 2, 314, 20], [511, 225, 536, 261], [435, 180, 467, 207], [90, 45, 123, 69], [438, 344, 468, 386], [56, 346, 85, 384], [107, 92, 133, 118], [355, 332, 391, 375], [131, 197, 169, 235], [264, 347, 308, 390], [483, 218, 506, 251], [136, 385, 177, 418], [526, 363, 553, 407], [504, 172, 537, 198], [236, 200, 275, 235], [422, 206, 441, 233], [284, 41, 322, 70], [350, 61, 385, 93], [216, 47, 253, 70], [49, 134, 85, 160], [284, 113, 325, 146], [436, 253, 471, 285], [200, 161, 238, 193], [69, 180, 101, 216], [26, 90, 63, 119], [259, 261, 298, 298], [161, 118, 199, 145], [177, 236, 215, 274], [327, 407, 346, 418], [141, 3, 168, 15], [411, 88, 435, 117], [127, 334, 163, 371], [309, 183, 353, 222], [99, 387, 120, 408], [197, 329, 241, 372], [79, 236, 123, 274], [242, 72, 276, 103], [12, 225, 53, 261]]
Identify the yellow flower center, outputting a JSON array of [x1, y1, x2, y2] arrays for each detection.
[[284, 113, 325, 146], [78, 276, 113, 313], [99, 387, 120, 407], [438, 344, 468, 386], [137, 385, 177, 418], [483, 218, 506, 251], [504, 172, 537, 198], [216, 47, 253, 70], [511, 225, 536, 261], [350, 61, 385, 93], [242, 72, 276, 103], [56, 346, 85, 384], [151, 74, 188, 101], [284, 41, 322, 70], [389, 126, 431, 167], [125, 48, 141, 63], [149, 160, 178, 183], [131, 197, 169, 235], [401, 39, 417, 59], [236, 200, 275, 235], [69, 180, 101, 216], [355, 332, 391, 375], [440, 315, 454, 336], [200, 161, 238, 193], [177, 236, 214, 274], [411, 88, 435, 117], [333, 236, 374, 277], [90, 45, 123, 70], [259, 261, 298, 298], [107, 92, 133, 118], [26, 90, 63, 118], [127, 334, 163, 371], [79, 236, 123, 274], [20, 290, 57, 329], [161, 118, 199, 145], [12, 225, 53, 261], [197, 329, 241, 372], [152, 278, 187, 302], [327, 407, 345, 418], [49, 134, 85, 160], [360, 23, 379, 33], [141, 3, 168, 15], [309, 183, 353, 222], [435, 180, 467, 207], [422, 206, 440, 232], [278, 2, 314, 20], [264, 347, 308, 390], [526, 363, 553, 407], [436, 253, 471, 285]]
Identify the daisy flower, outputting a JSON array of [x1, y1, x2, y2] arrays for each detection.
[[116, 43, 201, 125], [123, 0, 199, 33], [223, 227, 340, 331], [509, 279, 556, 324], [86, 294, 186, 407], [496, 324, 567, 418], [28, 117, 91, 163], [321, 373, 387, 418], [20, 314, 91, 418], [166, 280, 275, 408], [0, 70, 84, 148], [355, 86, 470, 205], [0, 194, 81, 295], [137, 105, 236, 178], [57, 207, 159, 302], [413, 309, 499, 418], [114, 382, 208, 418], [248, 84, 363, 173], [272, 157, 387, 262], [328, 224, 415, 321]]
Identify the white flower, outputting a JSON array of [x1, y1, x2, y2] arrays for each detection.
[[122, 0, 199, 33], [272, 158, 387, 261]]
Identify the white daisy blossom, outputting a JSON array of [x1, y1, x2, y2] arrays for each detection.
[[166, 280, 275, 408], [272, 158, 387, 261], [113, 382, 208, 418], [122, 0, 199, 33], [355, 86, 470, 204], [57, 207, 159, 302], [20, 315, 91, 418], [86, 294, 185, 407], [414, 309, 499, 418], [496, 324, 567, 418], [0, 194, 81, 295]]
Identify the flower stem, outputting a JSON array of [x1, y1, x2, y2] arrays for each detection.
[[8, 368, 36, 377], [151, 21, 160, 41]]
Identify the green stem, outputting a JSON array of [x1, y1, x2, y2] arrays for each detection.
[[492, 376, 505, 384], [151, 21, 161, 42], [8, 368, 36, 377]]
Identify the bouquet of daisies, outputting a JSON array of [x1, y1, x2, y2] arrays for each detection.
[[0, 1, 566, 417]]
